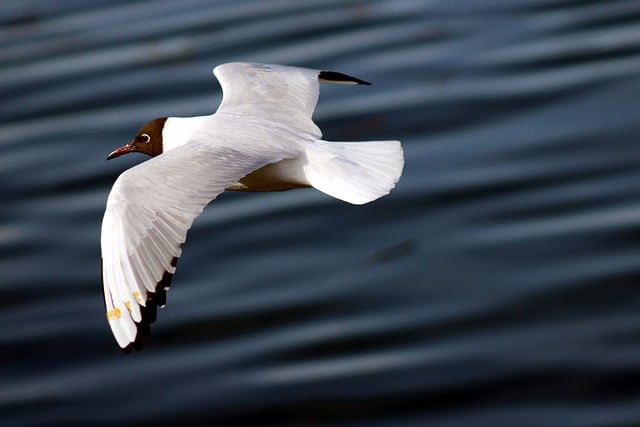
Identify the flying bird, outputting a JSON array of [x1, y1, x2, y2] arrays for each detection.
[[102, 62, 404, 351]]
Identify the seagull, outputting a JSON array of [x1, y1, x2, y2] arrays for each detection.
[[102, 62, 404, 351]]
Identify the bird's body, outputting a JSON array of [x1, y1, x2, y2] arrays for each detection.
[[102, 62, 404, 351], [168, 113, 311, 191]]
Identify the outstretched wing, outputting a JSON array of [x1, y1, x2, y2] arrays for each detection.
[[213, 62, 370, 138], [101, 141, 284, 351]]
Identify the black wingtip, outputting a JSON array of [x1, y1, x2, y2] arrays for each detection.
[[120, 256, 180, 353], [319, 70, 371, 85]]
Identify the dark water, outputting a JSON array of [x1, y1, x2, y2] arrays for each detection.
[[2, 1, 640, 426]]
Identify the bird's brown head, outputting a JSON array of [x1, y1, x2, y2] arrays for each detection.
[[106, 117, 167, 160]]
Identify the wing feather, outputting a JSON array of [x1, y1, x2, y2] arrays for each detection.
[[101, 142, 284, 351], [213, 62, 321, 137], [213, 62, 371, 138]]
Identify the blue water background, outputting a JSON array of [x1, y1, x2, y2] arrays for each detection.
[[2, 1, 640, 426]]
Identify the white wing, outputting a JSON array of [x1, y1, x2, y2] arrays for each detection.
[[213, 62, 370, 138], [101, 141, 284, 351]]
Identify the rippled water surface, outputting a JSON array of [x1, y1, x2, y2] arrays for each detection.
[[2, 1, 640, 426]]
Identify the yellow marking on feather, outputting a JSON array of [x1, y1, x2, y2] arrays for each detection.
[[106, 308, 122, 320], [133, 291, 143, 304]]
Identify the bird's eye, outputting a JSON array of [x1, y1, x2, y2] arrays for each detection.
[[140, 134, 150, 143]]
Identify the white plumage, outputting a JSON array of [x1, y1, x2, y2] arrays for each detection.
[[101, 62, 403, 350]]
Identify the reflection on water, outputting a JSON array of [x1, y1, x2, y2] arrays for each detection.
[[2, 1, 640, 426]]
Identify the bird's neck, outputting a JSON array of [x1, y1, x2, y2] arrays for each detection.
[[162, 116, 211, 152]]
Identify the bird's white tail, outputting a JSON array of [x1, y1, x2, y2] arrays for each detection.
[[303, 139, 404, 205]]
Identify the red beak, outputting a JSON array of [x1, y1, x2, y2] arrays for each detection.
[[106, 144, 134, 160]]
